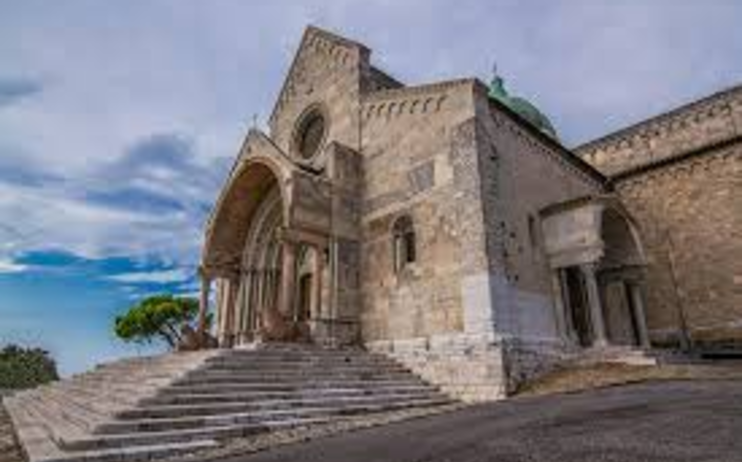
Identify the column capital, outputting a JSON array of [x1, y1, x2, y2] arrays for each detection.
[[277, 226, 330, 248], [276, 226, 299, 245], [580, 261, 600, 275], [198, 264, 212, 280]]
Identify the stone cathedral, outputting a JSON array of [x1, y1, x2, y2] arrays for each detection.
[[199, 26, 742, 400]]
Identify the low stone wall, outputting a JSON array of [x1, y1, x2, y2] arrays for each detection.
[[309, 318, 359, 347], [366, 333, 506, 402], [501, 338, 574, 394]]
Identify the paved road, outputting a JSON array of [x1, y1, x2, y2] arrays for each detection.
[[224, 380, 742, 462]]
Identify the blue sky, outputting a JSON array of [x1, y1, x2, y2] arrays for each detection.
[[1, 0, 741, 375]]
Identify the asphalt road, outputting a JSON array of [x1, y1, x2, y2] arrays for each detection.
[[223, 380, 742, 462]]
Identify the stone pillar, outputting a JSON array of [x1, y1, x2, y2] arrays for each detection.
[[581, 262, 608, 347], [629, 283, 651, 348], [558, 268, 578, 344], [261, 240, 296, 340], [238, 270, 254, 344], [550, 269, 569, 343], [222, 274, 240, 348], [278, 241, 297, 318], [247, 269, 259, 336], [311, 247, 324, 320], [197, 267, 212, 335]]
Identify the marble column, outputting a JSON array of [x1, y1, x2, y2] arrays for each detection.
[[629, 283, 651, 348], [197, 267, 212, 335], [222, 274, 240, 348], [278, 241, 297, 319], [238, 270, 254, 344], [581, 262, 608, 347]]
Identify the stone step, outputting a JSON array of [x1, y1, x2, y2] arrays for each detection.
[[7, 346, 454, 461], [143, 384, 439, 406], [54, 382, 153, 407], [94, 396, 451, 436], [13, 392, 89, 446], [208, 351, 385, 362], [201, 360, 406, 372], [72, 370, 186, 383], [62, 417, 328, 452], [54, 440, 219, 462], [206, 352, 394, 362], [34, 387, 109, 432], [90, 351, 215, 369], [205, 360, 400, 370], [117, 391, 448, 419], [174, 371, 416, 385], [165, 378, 427, 393]]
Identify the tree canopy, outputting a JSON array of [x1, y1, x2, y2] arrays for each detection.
[[0, 344, 59, 390], [114, 294, 207, 349]]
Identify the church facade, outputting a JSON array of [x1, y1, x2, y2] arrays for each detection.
[[199, 26, 742, 401]]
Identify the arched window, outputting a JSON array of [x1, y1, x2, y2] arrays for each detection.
[[392, 215, 416, 272], [527, 214, 539, 249]]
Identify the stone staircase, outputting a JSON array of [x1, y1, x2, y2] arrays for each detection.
[[5, 344, 452, 462], [568, 345, 660, 367]]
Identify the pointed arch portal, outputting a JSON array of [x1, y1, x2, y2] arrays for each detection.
[[198, 133, 334, 346]]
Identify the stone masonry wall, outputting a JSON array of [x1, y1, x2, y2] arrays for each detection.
[[577, 84, 742, 348], [577, 85, 742, 176], [358, 80, 484, 342], [472, 84, 604, 389], [269, 28, 366, 155], [367, 334, 506, 402], [358, 80, 508, 401], [473, 86, 602, 339], [614, 143, 742, 347]]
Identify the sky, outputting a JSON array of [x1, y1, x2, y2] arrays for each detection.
[[1, 0, 741, 376]]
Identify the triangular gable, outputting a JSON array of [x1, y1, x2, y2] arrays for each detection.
[[268, 26, 368, 127]]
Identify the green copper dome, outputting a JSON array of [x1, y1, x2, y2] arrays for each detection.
[[488, 72, 558, 139]]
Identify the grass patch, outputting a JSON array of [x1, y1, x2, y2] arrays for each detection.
[[517, 363, 742, 397]]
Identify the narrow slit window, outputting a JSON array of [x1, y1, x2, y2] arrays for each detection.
[[393, 215, 416, 272]]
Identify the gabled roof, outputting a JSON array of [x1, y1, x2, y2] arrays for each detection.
[[575, 83, 742, 154]]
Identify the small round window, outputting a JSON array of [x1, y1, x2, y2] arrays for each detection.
[[295, 109, 326, 160]]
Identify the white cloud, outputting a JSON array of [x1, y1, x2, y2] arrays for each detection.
[[0, 0, 740, 267], [0, 257, 28, 274], [107, 268, 191, 284], [0, 178, 202, 264]]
